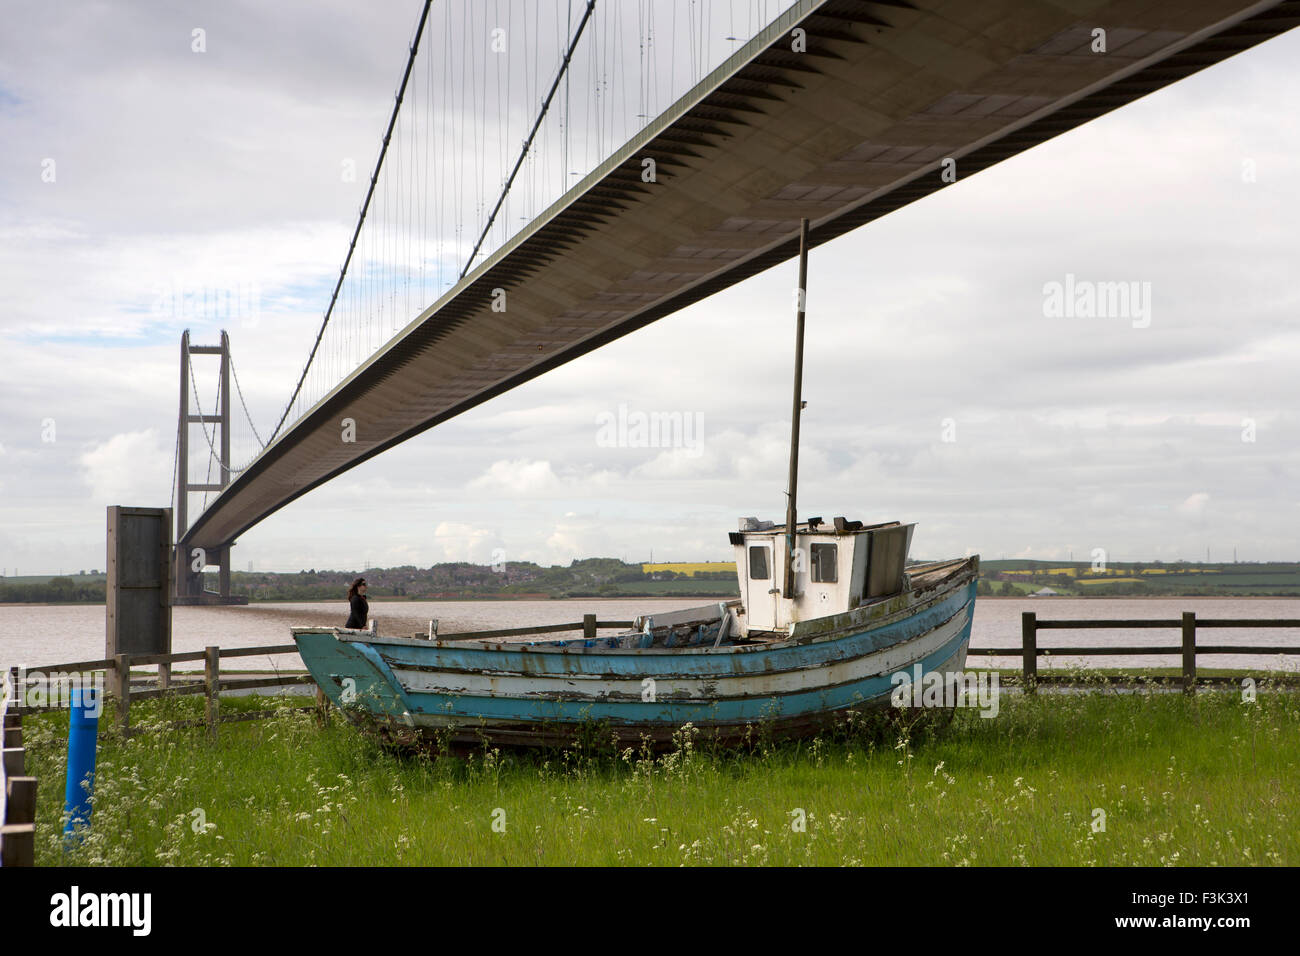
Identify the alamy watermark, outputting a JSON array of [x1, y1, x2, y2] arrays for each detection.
[[151, 278, 262, 327], [890, 665, 1000, 718], [1042, 273, 1151, 328], [595, 403, 703, 456], [6, 667, 105, 717]]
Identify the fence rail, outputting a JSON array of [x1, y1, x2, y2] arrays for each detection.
[[7, 616, 640, 738], [967, 611, 1300, 691]]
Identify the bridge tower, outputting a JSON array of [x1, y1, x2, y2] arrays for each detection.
[[173, 329, 243, 605]]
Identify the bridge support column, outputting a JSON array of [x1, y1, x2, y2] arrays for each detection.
[[174, 544, 204, 602], [173, 329, 247, 606], [218, 545, 231, 600], [173, 541, 244, 606]]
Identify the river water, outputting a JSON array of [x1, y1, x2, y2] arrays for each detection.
[[2, 596, 1298, 675]]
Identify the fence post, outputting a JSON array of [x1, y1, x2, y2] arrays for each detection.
[[204, 646, 220, 743], [1182, 611, 1197, 694], [1021, 611, 1037, 693], [6, 666, 18, 710], [583, 614, 597, 640], [115, 653, 131, 738], [6, 774, 37, 826], [314, 686, 330, 725], [2, 769, 37, 866], [158, 661, 171, 691], [7, 771, 36, 819], [1, 745, 22, 777]]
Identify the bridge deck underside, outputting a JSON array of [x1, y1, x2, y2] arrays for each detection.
[[184, 0, 1298, 551]]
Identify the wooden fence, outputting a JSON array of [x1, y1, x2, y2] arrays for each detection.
[[969, 611, 1300, 691], [0, 616, 624, 864], [10, 645, 312, 741], [1, 679, 37, 866], [8, 615, 638, 740]]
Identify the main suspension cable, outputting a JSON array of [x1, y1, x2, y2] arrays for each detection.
[[267, 0, 436, 446], [229, 352, 264, 449], [460, 0, 598, 279]]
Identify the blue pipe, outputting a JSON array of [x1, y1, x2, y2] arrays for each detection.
[[63, 685, 99, 835]]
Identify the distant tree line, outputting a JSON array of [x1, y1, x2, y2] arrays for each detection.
[[11, 559, 1296, 604], [0, 577, 106, 604]]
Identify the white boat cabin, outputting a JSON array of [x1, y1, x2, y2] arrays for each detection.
[[731, 517, 916, 633]]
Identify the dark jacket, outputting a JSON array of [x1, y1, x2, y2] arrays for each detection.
[[345, 594, 369, 629]]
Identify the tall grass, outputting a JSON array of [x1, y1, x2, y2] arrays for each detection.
[[23, 683, 1300, 866]]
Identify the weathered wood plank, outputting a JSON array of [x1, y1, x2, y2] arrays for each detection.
[[5, 776, 36, 826], [1021, 611, 1036, 692], [204, 646, 219, 743], [432, 621, 640, 642], [1025, 674, 1300, 685], [2, 747, 24, 777], [435, 622, 587, 641], [1030, 647, 1182, 655], [116, 653, 131, 736], [1034, 620, 1182, 629], [0, 823, 35, 867], [971, 645, 1300, 656], [1195, 619, 1300, 628], [1182, 611, 1197, 694], [128, 650, 207, 666], [22, 658, 113, 676], [219, 644, 300, 658], [1197, 646, 1300, 654]]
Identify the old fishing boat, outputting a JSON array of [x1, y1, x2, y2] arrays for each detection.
[[293, 219, 979, 747], [293, 534, 977, 748]]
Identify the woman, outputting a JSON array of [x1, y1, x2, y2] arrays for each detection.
[[345, 577, 369, 630]]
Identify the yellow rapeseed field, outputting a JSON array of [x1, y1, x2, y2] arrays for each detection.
[[642, 562, 734, 576]]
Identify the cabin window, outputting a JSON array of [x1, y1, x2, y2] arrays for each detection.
[[810, 543, 838, 583], [748, 546, 771, 580]]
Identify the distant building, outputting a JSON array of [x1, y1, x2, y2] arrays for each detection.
[[1029, 586, 1060, 597]]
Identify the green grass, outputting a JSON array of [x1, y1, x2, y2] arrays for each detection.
[[23, 685, 1300, 866]]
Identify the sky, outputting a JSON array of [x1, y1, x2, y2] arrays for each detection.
[[1, 1, 1298, 576]]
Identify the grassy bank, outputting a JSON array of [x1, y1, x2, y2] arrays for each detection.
[[23, 685, 1299, 866]]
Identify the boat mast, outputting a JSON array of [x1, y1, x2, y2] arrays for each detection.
[[783, 218, 810, 600]]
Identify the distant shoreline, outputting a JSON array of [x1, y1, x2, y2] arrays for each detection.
[[5, 593, 1300, 608]]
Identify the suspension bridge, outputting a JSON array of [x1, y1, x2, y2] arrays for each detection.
[[169, 0, 1299, 602]]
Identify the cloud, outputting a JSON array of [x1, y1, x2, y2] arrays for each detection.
[[3, 8, 1300, 571], [429, 522, 501, 563], [468, 459, 562, 496], [78, 429, 171, 506]]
